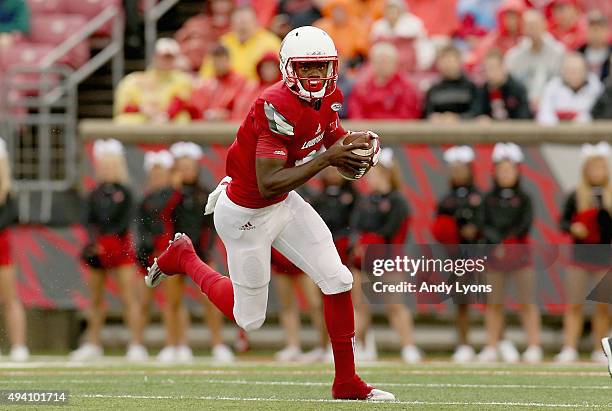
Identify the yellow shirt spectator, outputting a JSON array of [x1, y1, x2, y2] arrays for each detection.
[[199, 28, 280, 81], [114, 69, 194, 124]]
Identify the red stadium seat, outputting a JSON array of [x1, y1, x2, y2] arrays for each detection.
[[0, 43, 59, 95], [29, 14, 90, 68], [60, 0, 121, 37], [27, 0, 63, 15]]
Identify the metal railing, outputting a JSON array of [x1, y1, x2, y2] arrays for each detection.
[[1, 5, 124, 223], [144, 0, 181, 66]]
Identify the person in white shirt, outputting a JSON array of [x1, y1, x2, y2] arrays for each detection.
[[505, 9, 565, 109], [537, 52, 603, 125]]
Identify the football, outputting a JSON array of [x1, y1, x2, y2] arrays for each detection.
[[337, 131, 374, 180]]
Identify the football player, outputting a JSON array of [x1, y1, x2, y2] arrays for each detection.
[[146, 26, 393, 400]]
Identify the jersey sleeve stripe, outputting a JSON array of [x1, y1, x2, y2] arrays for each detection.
[[264, 101, 295, 136]]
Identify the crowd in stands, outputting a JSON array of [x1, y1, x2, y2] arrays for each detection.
[[108, 0, 612, 124]]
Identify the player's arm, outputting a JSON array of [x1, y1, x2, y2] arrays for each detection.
[[256, 139, 370, 199]]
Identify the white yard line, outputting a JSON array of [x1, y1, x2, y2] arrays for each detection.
[[1, 378, 610, 391], [74, 394, 612, 408]]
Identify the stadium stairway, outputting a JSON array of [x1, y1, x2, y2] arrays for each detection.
[[77, 0, 204, 119]]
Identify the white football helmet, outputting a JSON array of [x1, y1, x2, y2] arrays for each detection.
[[279, 26, 339, 100]]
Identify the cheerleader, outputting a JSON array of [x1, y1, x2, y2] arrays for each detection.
[[72, 139, 147, 362], [136, 150, 187, 362], [556, 142, 612, 363], [0, 138, 28, 361], [351, 148, 422, 363], [477, 143, 542, 363], [271, 187, 329, 363], [170, 142, 234, 362], [431, 146, 483, 363]]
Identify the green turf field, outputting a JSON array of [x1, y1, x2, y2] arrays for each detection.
[[0, 358, 610, 410]]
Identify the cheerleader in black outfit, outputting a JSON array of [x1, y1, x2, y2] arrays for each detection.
[[72, 139, 146, 362], [477, 143, 541, 364], [351, 148, 422, 363], [431, 146, 484, 363]]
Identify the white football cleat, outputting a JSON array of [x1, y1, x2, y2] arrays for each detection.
[[522, 345, 543, 363], [176, 345, 194, 363], [555, 346, 578, 363], [9, 345, 29, 362], [70, 343, 103, 362], [212, 344, 235, 363], [601, 337, 612, 378], [157, 346, 177, 363], [499, 340, 520, 363], [274, 345, 302, 362], [401, 345, 423, 364], [126, 344, 149, 362], [452, 344, 475, 363], [367, 388, 396, 401], [477, 345, 499, 362]]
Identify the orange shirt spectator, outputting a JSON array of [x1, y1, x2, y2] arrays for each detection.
[[348, 42, 421, 119], [174, 0, 234, 72], [466, 0, 526, 70], [191, 44, 247, 121], [315, 0, 368, 64], [406, 0, 460, 37], [232, 52, 281, 120]]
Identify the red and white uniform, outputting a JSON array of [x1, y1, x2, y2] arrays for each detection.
[[212, 81, 353, 331], [226, 80, 347, 208]]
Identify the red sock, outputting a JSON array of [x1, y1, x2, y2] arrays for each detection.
[[323, 291, 357, 384], [182, 253, 235, 321]]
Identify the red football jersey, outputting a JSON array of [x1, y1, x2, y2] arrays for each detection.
[[226, 81, 347, 208]]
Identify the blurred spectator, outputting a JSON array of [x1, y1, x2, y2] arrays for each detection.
[[348, 42, 421, 119], [114, 38, 194, 124], [315, 0, 368, 66], [351, 0, 386, 28], [505, 9, 565, 108], [190, 44, 247, 121], [251, 0, 280, 28], [583, 0, 612, 28], [370, 0, 435, 72], [200, 6, 281, 81], [423, 45, 478, 121], [547, 0, 587, 49], [457, 0, 501, 31], [466, 0, 526, 71], [406, 0, 460, 37], [276, 0, 323, 29], [232, 52, 281, 120], [0, 0, 29, 35], [470, 50, 532, 120], [175, 0, 235, 72], [577, 11, 611, 82], [592, 78, 612, 119], [537, 53, 602, 125]]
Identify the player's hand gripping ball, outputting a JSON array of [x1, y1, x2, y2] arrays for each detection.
[[337, 131, 378, 180]]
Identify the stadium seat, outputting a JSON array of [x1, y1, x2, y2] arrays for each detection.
[[29, 14, 91, 68], [0, 43, 59, 95], [60, 0, 122, 37], [27, 0, 63, 15]]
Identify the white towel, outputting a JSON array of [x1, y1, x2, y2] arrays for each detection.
[[204, 176, 232, 215]]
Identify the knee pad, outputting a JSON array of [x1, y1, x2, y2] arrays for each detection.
[[319, 264, 353, 295], [232, 283, 269, 331], [236, 315, 267, 332]]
